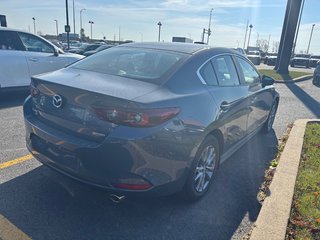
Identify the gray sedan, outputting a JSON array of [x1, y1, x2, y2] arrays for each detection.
[[23, 43, 279, 201]]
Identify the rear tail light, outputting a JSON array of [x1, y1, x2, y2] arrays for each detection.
[[92, 107, 180, 127], [113, 178, 153, 190], [30, 85, 39, 97]]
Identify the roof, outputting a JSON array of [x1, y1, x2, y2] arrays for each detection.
[[118, 42, 211, 54]]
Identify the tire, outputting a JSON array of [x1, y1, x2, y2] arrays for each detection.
[[262, 101, 278, 133], [181, 135, 220, 201]]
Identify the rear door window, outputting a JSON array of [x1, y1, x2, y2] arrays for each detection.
[[211, 55, 240, 86], [236, 57, 261, 84], [199, 61, 218, 86]]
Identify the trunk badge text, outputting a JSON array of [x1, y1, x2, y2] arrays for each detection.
[[53, 95, 63, 108]]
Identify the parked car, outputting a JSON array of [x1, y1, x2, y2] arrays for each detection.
[[23, 43, 279, 201], [68, 43, 103, 55], [313, 61, 320, 85], [290, 54, 310, 68], [0, 27, 84, 92], [309, 55, 320, 68], [264, 52, 278, 66], [233, 48, 246, 55], [83, 44, 113, 57], [247, 51, 261, 65]]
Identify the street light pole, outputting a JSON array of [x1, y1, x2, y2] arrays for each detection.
[[292, 0, 305, 55], [80, 8, 86, 40], [89, 21, 94, 40], [54, 19, 58, 38], [243, 20, 249, 49], [306, 24, 315, 54], [157, 21, 162, 42], [73, 0, 76, 40], [207, 8, 213, 44], [247, 24, 253, 51], [32, 17, 36, 34], [65, 0, 70, 49]]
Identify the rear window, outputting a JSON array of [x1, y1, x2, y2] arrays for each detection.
[[71, 46, 186, 83]]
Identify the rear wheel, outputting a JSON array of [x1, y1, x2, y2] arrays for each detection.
[[182, 135, 220, 201], [262, 102, 278, 133]]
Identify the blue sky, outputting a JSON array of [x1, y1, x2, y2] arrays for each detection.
[[1, 0, 320, 54]]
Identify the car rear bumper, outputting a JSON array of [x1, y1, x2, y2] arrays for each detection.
[[23, 96, 192, 196]]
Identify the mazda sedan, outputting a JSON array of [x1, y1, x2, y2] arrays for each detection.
[[24, 43, 279, 201]]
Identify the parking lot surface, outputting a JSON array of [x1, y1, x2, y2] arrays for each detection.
[[0, 79, 319, 240]]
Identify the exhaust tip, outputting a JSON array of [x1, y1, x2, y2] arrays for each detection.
[[109, 194, 126, 203]]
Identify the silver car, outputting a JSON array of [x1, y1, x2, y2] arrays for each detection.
[[0, 27, 83, 92], [313, 61, 320, 85], [24, 43, 279, 201]]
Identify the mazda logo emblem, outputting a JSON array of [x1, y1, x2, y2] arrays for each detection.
[[52, 95, 63, 108]]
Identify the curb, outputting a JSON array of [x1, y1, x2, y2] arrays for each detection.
[[274, 75, 313, 84], [250, 119, 320, 240]]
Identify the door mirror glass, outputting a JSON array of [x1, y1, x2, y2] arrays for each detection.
[[261, 75, 275, 87]]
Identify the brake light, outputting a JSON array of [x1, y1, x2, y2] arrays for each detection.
[[92, 107, 180, 127]]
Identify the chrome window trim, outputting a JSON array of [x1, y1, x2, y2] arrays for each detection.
[[197, 53, 241, 86]]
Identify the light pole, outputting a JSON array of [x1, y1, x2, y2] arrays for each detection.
[[54, 19, 58, 38], [80, 8, 86, 40], [243, 20, 249, 49], [72, 0, 76, 40], [292, 0, 305, 55], [89, 21, 94, 40], [157, 21, 162, 42], [32, 17, 36, 34], [247, 24, 253, 51], [306, 24, 315, 54], [207, 8, 213, 44]]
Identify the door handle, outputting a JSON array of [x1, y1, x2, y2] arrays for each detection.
[[29, 58, 38, 62], [220, 101, 231, 111]]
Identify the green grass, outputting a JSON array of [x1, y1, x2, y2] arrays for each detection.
[[286, 123, 320, 239], [259, 69, 310, 81]]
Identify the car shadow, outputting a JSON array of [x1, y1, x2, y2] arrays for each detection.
[[0, 90, 29, 109], [0, 131, 278, 240], [284, 82, 320, 117]]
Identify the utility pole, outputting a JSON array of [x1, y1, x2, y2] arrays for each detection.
[[243, 20, 249, 49], [54, 19, 58, 38], [207, 8, 213, 44], [89, 21, 94, 40], [32, 17, 36, 34], [306, 24, 315, 54], [292, 0, 305, 56], [157, 22, 162, 42], [247, 24, 253, 51], [65, 0, 70, 49], [72, 0, 76, 40]]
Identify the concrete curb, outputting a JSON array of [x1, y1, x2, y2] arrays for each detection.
[[274, 75, 313, 83], [250, 119, 320, 240]]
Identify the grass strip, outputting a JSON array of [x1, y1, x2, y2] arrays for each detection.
[[259, 69, 310, 81]]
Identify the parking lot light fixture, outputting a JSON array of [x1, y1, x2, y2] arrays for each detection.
[[89, 20, 94, 40], [247, 24, 253, 51], [54, 20, 58, 38], [32, 17, 36, 34], [80, 8, 86, 38], [307, 24, 315, 54], [157, 21, 162, 42]]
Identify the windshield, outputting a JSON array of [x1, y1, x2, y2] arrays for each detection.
[[71, 46, 186, 82]]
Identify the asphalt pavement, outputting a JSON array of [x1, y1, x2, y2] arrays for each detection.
[[0, 79, 319, 240]]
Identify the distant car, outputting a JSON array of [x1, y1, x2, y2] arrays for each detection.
[[83, 44, 113, 57], [290, 54, 310, 68], [313, 61, 320, 85], [309, 55, 320, 68], [23, 43, 279, 201], [233, 48, 246, 55], [247, 51, 261, 65], [0, 27, 84, 92], [264, 53, 278, 66], [68, 43, 103, 55]]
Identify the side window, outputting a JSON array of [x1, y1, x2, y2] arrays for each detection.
[[211, 55, 239, 86], [0, 31, 24, 51], [18, 32, 54, 53], [199, 61, 218, 86], [236, 57, 260, 84]]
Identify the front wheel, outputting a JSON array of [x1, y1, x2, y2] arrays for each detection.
[[181, 135, 220, 201], [262, 102, 278, 133]]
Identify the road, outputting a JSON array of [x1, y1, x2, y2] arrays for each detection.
[[0, 80, 319, 240]]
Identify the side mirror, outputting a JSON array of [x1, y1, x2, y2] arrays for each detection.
[[53, 48, 59, 56], [261, 75, 275, 87]]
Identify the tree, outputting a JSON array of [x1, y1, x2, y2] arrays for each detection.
[[256, 39, 269, 52]]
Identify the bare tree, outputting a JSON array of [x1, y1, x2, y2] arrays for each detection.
[[256, 39, 269, 52]]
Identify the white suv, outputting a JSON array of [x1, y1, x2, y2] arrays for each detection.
[[0, 27, 84, 91]]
